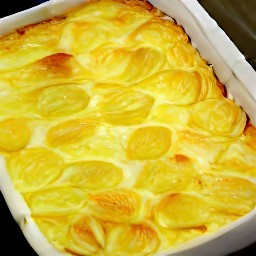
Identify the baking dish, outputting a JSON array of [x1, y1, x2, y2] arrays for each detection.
[[0, 1, 256, 256]]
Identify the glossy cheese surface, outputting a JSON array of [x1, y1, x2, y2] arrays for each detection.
[[0, 0, 256, 255]]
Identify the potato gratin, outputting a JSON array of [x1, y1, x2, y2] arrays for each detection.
[[0, 0, 256, 255]]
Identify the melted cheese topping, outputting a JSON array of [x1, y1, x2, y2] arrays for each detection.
[[1, 0, 256, 255]]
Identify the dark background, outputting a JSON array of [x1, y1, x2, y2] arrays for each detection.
[[0, 0, 255, 255]]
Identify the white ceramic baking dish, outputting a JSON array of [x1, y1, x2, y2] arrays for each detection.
[[0, 0, 256, 256]]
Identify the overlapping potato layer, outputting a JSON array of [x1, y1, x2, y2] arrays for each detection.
[[0, 0, 256, 255]]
